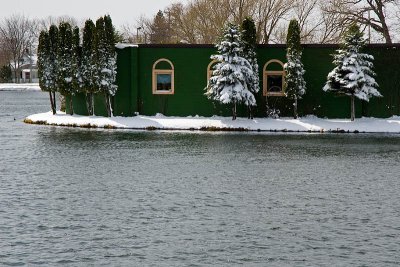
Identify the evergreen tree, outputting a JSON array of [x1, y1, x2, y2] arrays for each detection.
[[71, 26, 81, 97], [149, 11, 170, 44], [48, 25, 59, 113], [284, 19, 306, 119], [38, 30, 56, 114], [104, 15, 118, 116], [57, 22, 74, 115], [96, 15, 118, 117], [241, 17, 260, 119], [205, 23, 256, 120], [82, 19, 97, 115], [323, 23, 381, 121], [0, 65, 12, 83]]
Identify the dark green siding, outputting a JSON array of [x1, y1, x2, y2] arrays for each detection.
[[71, 44, 400, 119]]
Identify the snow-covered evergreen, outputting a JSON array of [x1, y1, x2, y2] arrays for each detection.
[[205, 23, 256, 120], [104, 15, 118, 97], [48, 25, 59, 113], [96, 15, 118, 117], [323, 23, 381, 121], [71, 26, 81, 95], [81, 19, 98, 115], [57, 22, 74, 115], [241, 18, 260, 119], [38, 29, 57, 114], [284, 19, 306, 119]]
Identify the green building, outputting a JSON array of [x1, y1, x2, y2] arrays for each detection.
[[70, 43, 400, 119]]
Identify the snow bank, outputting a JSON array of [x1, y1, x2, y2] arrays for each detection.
[[0, 83, 41, 91], [25, 112, 400, 133]]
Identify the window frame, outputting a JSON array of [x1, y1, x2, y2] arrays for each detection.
[[263, 59, 285, 97], [152, 58, 175, 95], [207, 59, 219, 81]]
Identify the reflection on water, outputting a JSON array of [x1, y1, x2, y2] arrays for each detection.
[[1, 91, 400, 266]]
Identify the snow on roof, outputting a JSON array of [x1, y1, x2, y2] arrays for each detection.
[[115, 43, 139, 49]]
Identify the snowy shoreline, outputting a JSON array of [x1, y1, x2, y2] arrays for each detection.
[[0, 83, 41, 91], [24, 112, 400, 133]]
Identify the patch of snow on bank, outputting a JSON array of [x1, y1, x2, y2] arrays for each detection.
[[0, 83, 41, 91], [25, 112, 400, 133]]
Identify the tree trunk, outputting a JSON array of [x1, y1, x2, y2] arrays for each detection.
[[52, 92, 56, 112], [351, 94, 355, 121], [248, 106, 253, 119], [232, 101, 237, 120], [14, 69, 18, 83], [49, 91, 56, 115], [293, 96, 298, 119], [86, 93, 92, 116], [105, 93, 112, 117], [69, 95, 74, 115]]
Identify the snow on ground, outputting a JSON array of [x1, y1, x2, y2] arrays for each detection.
[[25, 112, 400, 133], [0, 83, 41, 91]]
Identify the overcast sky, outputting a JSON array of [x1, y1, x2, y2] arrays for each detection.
[[0, 0, 180, 27]]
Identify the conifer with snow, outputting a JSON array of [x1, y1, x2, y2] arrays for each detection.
[[284, 19, 306, 119], [38, 29, 57, 114], [48, 25, 59, 113], [57, 22, 74, 115], [96, 15, 118, 117], [81, 19, 98, 115], [241, 17, 260, 119], [71, 26, 81, 97], [205, 23, 256, 120], [323, 23, 381, 121]]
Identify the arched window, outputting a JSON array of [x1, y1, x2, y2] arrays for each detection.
[[152, 58, 174, 95], [263, 59, 285, 96], [207, 59, 219, 81]]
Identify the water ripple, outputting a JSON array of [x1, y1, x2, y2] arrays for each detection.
[[1, 92, 400, 266]]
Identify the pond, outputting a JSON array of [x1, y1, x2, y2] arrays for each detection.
[[1, 91, 399, 266]]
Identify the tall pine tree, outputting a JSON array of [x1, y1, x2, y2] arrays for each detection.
[[241, 17, 260, 119], [38, 30, 56, 114], [323, 23, 381, 121], [48, 25, 59, 113], [57, 22, 74, 115], [96, 15, 118, 117], [150, 10, 170, 44], [104, 15, 118, 116], [205, 23, 256, 120], [284, 19, 306, 119], [82, 19, 97, 115], [71, 26, 81, 99]]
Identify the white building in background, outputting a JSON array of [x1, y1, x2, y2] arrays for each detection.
[[11, 54, 38, 83]]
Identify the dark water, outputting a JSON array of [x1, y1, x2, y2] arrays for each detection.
[[1, 91, 400, 266]]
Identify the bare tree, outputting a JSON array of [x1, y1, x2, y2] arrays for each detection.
[[315, 6, 349, 43], [188, 0, 230, 43], [323, 0, 396, 43], [120, 0, 399, 45], [0, 14, 38, 83], [120, 23, 138, 43], [253, 0, 294, 43], [167, 3, 198, 44], [225, 0, 258, 24], [38, 15, 79, 31]]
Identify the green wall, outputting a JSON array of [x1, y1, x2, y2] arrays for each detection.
[[71, 44, 400, 119]]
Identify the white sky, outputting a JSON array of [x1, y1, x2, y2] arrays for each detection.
[[0, 0, 180, 28]]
